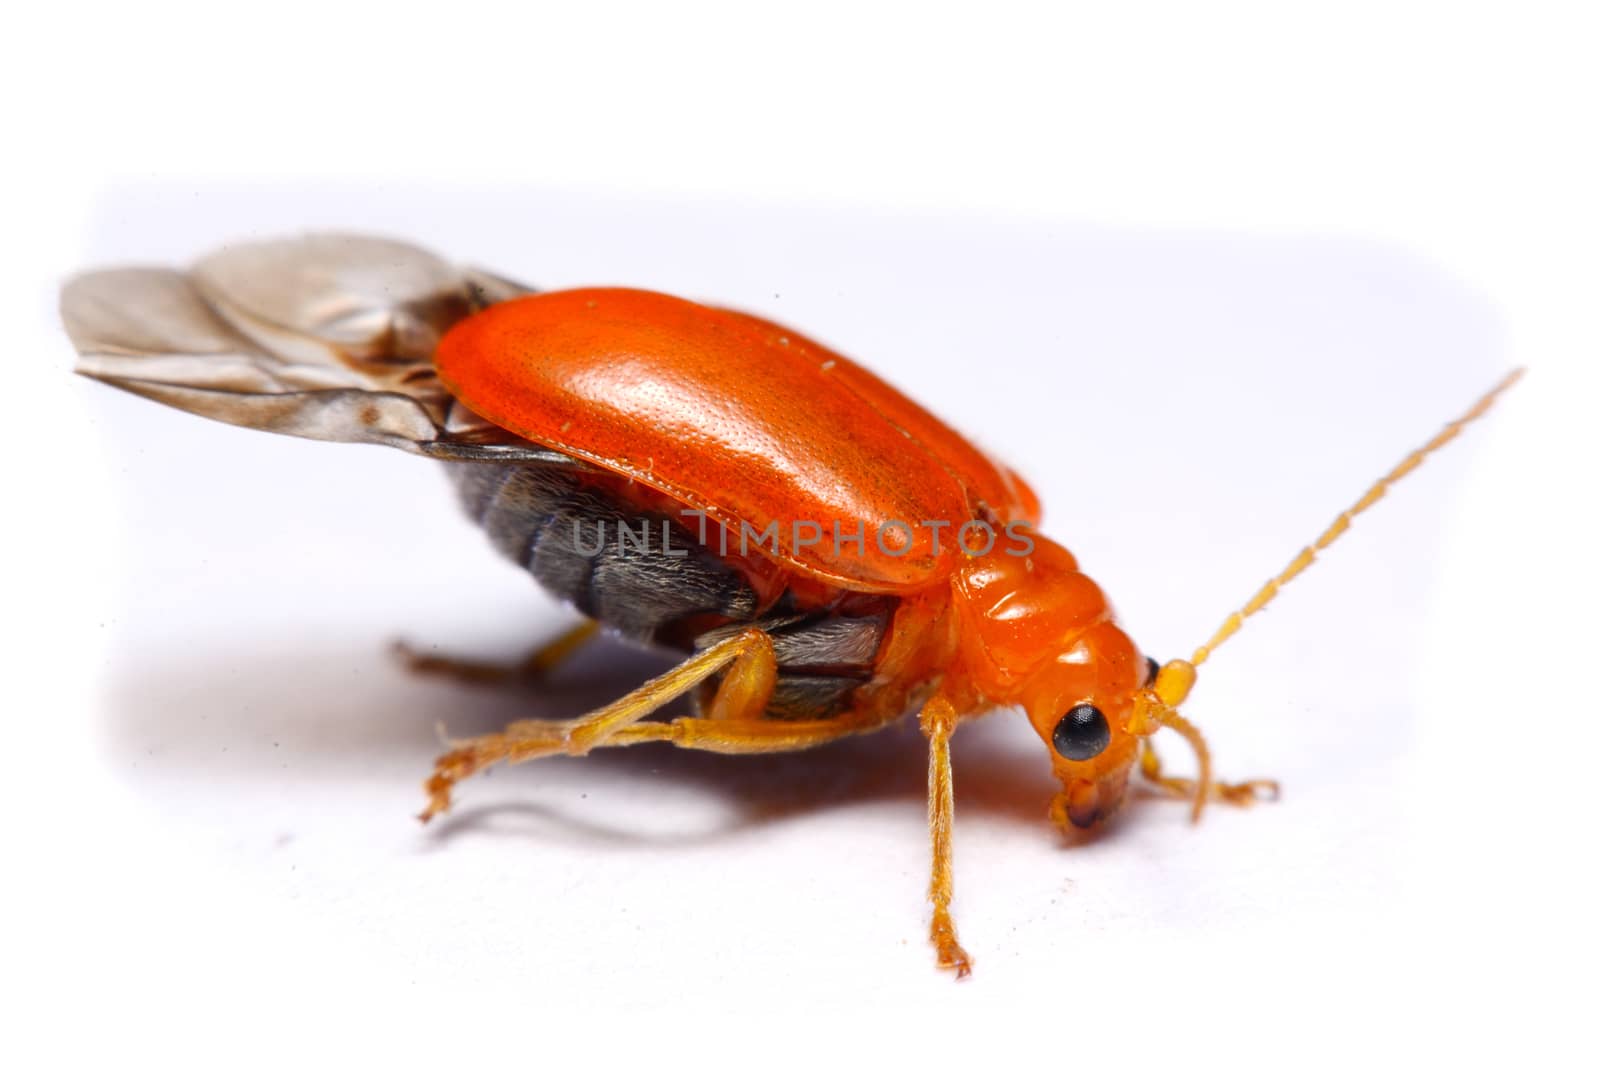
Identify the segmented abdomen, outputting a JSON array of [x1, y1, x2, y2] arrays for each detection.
[[446, 461, 891, 718]]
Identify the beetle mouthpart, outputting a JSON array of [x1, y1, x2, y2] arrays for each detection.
[[1063, 779, 1100, 829], [1048, 771, 1131, 833], [1048, 786, 1096, 832]]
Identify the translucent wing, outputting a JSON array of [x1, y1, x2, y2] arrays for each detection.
[[61, 232, 575, 464]]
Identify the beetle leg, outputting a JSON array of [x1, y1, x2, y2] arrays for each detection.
[[421, 628, 775, 821], [1138, 739, 1280, 808], [394, 619, 600, 686], [920, 694, 972, 978], [701, 629, 779, 721], [583, 704, 902, 752]]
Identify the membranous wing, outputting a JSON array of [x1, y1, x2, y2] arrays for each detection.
[[61, 232, 575, 464]]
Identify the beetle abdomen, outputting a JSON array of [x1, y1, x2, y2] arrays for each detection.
[[446, 460, 893, 719], [448, 461, 759, 641]]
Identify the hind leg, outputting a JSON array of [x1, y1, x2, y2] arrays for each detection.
[[421, 628, 776, 820]]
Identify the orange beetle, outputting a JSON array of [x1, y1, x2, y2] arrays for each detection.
[[62, 233, 1519, 976]]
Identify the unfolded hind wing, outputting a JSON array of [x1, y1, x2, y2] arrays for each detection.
[[61, 232, 572, 464]]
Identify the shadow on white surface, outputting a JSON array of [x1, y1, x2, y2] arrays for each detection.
[[99, 631, 1180, 848]]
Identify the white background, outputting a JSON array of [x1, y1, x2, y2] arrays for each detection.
[[4, 3, 1596, 1064]]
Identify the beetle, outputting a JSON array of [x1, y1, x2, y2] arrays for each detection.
[[61, 232, 1519, 975]]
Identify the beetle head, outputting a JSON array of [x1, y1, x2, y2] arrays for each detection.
[[1013, 620, 1148, 833], [1018, 632, 1220, 833]]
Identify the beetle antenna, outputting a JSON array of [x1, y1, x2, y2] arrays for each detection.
[[1189, 366, 1524, 672], [1138, 367, 1523, 822]]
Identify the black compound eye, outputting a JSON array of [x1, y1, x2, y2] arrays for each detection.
[[1052, 703, 1111, 761], [1145, 656, 1161, 686]]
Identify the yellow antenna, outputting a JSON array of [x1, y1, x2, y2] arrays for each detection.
[[1138, 367, 1524, 822], [1186, 366, 1523, 673]]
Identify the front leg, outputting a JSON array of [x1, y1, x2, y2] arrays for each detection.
[[1138, 740, 1280, 809], [920, 694, 972, 978]]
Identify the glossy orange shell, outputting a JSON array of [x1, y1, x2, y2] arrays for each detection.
[[434, 288, 1039, 592]]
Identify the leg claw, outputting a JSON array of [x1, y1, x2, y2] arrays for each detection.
[[931, 909, 973, 978], [937, 945, 973, 979]]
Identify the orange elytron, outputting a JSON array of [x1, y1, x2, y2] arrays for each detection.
[[61, 234, 1520, 976]]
